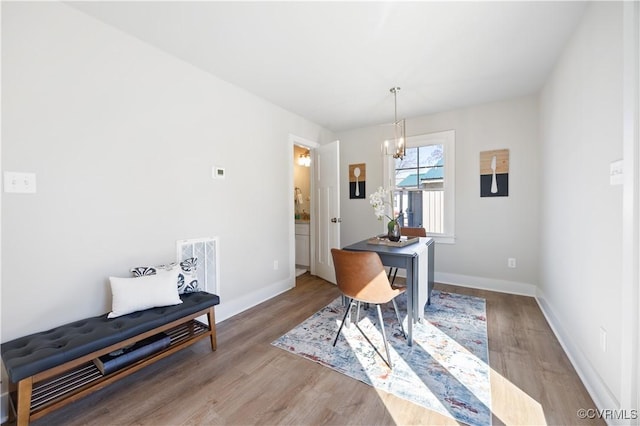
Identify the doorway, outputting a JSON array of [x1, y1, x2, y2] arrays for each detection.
[[290, 134, 318, 281], [293, 143, 312, 276], [289, 135, 340, 285]]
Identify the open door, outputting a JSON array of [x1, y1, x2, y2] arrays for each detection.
[[315, 140, 340, 284]]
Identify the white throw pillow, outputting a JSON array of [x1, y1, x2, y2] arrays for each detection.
[[108, 270, 183, 318]]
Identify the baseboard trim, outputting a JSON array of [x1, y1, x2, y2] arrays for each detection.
[[535, 293, 622, 424], [438, 272, 621, 424], [215, 277, 295, 323], [0, 273, 620, 424], [435, 271, 537, 297]]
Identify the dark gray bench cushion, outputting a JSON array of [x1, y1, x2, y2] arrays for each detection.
[[1, 291, 219, 383]]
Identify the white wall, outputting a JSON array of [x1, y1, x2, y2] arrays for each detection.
[[337, 95, 540, 295], [539, 1, 625, 411], [1, 2, 332, 343]]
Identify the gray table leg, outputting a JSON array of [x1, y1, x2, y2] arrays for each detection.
[[405, 258, 414, 346]]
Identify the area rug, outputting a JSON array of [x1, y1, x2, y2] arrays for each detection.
[[272, 291, 491, 426]]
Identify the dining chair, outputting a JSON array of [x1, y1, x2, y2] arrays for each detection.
[[388, 226, 427, 285], [330, 248, 406, 369]]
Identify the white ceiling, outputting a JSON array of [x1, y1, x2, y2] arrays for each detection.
[[68, 1, 588, 132]]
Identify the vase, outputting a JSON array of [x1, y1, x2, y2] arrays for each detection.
[[387, 220, 401, 242]]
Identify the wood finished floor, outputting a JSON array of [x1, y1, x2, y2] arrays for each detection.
[[18, 274, 603, 426]]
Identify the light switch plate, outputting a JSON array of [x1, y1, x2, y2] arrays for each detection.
[[4, 172, 37, 193], [610, 160, 623, 186]]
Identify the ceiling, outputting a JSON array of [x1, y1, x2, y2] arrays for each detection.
[[67, 1, 588, 132]]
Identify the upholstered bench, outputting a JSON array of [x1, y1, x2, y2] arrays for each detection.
[[1, 291, 220, 426]]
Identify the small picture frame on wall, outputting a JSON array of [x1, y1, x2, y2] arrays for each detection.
[[480, 149, 509, 197], [349, 163, 366, 199]]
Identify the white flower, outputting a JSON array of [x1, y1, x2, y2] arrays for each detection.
[[369, 186, 394, 221]]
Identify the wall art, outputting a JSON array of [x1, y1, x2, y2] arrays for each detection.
[[480, 149, 509, 197], [349, 163, 366, 199]]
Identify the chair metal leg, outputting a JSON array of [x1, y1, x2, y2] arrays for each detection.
[[391, 297, 406, 339], [333, 298, 353, 346], [388, 267, 399, 285], [376, 304, 393, 369], [352, 305, 393, 369], [335, 299, 398, 369]]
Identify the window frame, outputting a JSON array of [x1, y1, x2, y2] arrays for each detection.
[[383, 129, 456, 244]]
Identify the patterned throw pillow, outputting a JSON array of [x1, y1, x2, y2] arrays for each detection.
[[131, 257, 200, 294]]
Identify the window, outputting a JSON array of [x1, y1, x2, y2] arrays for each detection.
[[385, 130, 455, 243]]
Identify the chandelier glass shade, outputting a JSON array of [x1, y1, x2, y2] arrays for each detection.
[[384, 87, 406, 160]]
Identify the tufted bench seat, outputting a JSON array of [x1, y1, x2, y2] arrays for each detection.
[[1, 291, 220, 426]]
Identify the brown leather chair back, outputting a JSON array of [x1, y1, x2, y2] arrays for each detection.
[[401, 227, 427, 237], [331, 249, 403, 304]]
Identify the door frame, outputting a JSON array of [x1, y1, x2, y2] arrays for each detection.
[[289, 134, 319, 279]]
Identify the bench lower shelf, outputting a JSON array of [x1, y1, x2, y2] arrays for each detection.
[[29, 320, 208, 413]]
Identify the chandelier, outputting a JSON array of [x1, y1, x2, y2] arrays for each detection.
[[384, 87, 406, 160]]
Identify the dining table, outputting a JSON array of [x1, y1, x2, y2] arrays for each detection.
[[342, 236, 435, 346]]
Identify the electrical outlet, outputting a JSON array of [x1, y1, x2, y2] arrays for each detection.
[[507, 258, 517, 268], [273, 260, 279, 270], [600, 327, 607, 352]]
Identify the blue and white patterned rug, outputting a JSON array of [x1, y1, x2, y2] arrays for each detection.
[[272, 290, 492, 426]]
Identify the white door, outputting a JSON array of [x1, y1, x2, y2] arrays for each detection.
[[315, 140, 340, 284]]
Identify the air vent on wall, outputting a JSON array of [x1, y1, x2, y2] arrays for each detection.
[[176, 237, 220, 295]]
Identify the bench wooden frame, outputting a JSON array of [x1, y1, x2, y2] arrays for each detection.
[[7, 306, 216, 426]]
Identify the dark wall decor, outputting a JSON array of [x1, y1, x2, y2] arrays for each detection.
[[480, 149, 509, 197], [349, 163, 366, 199]]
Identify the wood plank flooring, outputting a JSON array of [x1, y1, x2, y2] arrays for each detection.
[[17, 274, 602, 426]]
